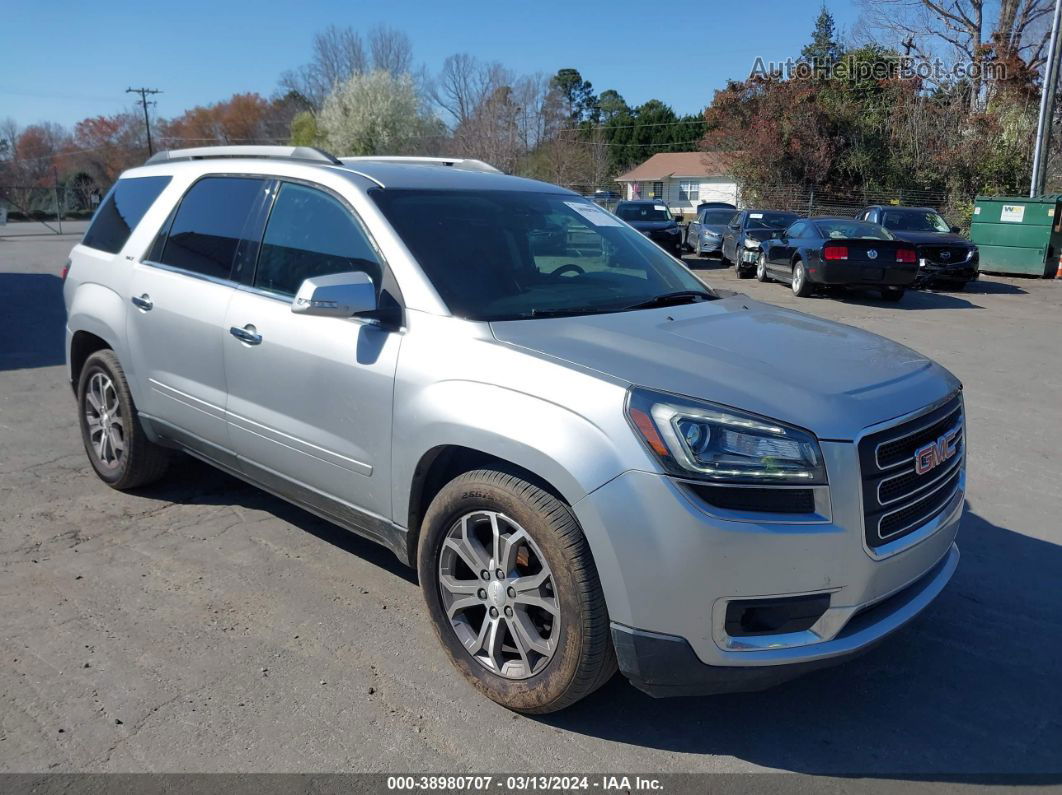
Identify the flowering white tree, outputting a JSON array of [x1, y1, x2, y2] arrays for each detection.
[[318, 70, 441, 156]]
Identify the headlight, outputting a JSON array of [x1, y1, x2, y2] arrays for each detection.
[[743, 237, 761, 249], [665, 226, 680, 235], [626, 387, 826, 484]]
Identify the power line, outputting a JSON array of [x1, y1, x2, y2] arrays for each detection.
[[126, 87, 162, 156]]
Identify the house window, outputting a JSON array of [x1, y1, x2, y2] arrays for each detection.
[[678, 181, 700, 202], [650, 182, 664, 200]]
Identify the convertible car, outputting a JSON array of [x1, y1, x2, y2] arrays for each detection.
[[756, 217, 919, 301]]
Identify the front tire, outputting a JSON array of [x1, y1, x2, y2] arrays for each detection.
[[418, 469, 616, 714], [77, 350, 170, 489], [756, 252, 771, 282]]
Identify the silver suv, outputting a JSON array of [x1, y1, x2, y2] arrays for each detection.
[[64, 146, 964, 713]]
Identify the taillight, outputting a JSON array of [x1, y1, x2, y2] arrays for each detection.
[[823, 244, 848, 261], [896, 248, 917, 263], [60, 258, 71, 281]]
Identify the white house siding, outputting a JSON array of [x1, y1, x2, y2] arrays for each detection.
[[623, 177, 738, 217]]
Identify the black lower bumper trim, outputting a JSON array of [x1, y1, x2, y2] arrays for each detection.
[[611, 624, 872, 698]]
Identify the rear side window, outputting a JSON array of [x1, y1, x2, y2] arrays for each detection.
[[157, 177, 267, 280], [254, 182, 382, 296], [82, 176, 171, 254]]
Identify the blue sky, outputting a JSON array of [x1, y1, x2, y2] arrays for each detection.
[[3, 0, 863, 129]]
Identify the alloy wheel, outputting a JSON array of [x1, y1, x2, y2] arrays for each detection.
[[84, 372, 124, 469], [756, 254, 767, 281], [438, 510, 559, 679]]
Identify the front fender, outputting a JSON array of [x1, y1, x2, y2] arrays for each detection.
[[392, 377, 644, 527]]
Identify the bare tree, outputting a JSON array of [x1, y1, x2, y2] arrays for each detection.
[[279, 25, 367, 110], [857, 0, 1054, 108], [368, 25, 413, 75]]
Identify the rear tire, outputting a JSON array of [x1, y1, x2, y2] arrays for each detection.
[[77, 350, 170, 490], [419, 469, 616, 713], [881, 286, 905, 302], [791, 260, 812, 297]]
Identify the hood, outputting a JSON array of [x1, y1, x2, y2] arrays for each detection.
[[701, 223, 729, 235], [744, 229, 778, 243], [627, 219, 677, 231], [887, 230, 971, 247], [490, 296, 959, 440]]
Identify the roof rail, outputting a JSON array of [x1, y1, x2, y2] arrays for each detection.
[[145, 145, 342, 166], [338, 156, 502, 174]]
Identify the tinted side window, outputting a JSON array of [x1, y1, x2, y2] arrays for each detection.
[[82, 176, 171, 254], [787, 222, 808, 238], [255, 182, 382, 296], [158, 177, 266, 280]]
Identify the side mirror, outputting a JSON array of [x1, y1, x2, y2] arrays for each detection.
[[950, 226, 961, 234], [292, 271, 376, 318]]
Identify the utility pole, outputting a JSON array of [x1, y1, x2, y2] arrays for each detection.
[[1030, 0, 1062, 197], [126, 87, 162, 157]]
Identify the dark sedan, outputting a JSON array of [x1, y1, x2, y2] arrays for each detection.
[[756, 217, 918, 301], [857, 205, 979, 288], [721, 209, 801, 277], [684, 207, 736, 256], [614, 200, 683, 256]]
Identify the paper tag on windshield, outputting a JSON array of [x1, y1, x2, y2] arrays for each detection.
[[750, 212, 764, 219], [654, 205, 666, 211], [564, 201, 622, 226]]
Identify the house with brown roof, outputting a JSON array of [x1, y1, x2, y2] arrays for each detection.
[[614, 152, 739, 218]]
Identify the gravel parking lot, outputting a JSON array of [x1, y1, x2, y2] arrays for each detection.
[[1, 224, 1060, 779]]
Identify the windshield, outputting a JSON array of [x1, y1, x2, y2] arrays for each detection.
[[615, 203, 672, 222], [370, 189, 713, 321], [815, 220, 894, 240], [702, 210, 736, 224], [746, 212, 798, 230], [880, 210, 950, 233]]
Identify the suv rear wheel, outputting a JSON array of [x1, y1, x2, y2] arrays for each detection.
[[418, 469, 616, 713], [77, 350, 170, 489]]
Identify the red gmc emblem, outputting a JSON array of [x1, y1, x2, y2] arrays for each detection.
[[914, 427, 960, 475]]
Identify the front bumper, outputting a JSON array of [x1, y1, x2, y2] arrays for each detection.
[[642, 230, 682, 253], [572, 440, 963, 696], [611, 545, 958, 696], [917, 260, 980, 283], [697, 236, 723, 254]]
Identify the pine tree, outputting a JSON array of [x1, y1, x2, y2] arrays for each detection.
[[801, 6, 845, 71]]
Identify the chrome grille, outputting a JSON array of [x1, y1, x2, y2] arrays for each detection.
[[859, 395, 964, 548]]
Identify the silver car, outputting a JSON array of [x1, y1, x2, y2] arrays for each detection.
[[684, 206, 735, 256], [64, 146, 964, 713]]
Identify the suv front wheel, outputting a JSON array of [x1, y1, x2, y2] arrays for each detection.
[[418, 469, 616, 713], [77, 350, 170, 490]]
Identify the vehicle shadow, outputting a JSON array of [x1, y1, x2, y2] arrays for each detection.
[[543, 505, 1062, 780], [831, 288, 984, 310], [134, 454, 418, 585], [0, 272, 66, 370]]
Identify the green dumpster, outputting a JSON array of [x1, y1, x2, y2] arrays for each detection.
[[970, 195, 1062, 276]]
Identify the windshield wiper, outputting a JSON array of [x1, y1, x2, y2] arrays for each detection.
[[621, 291, 715, 311], [527, 306, 615, 318]]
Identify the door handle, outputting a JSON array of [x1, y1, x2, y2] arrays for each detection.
[[131, 294, 153, 311], [229, 325, 262, 345]]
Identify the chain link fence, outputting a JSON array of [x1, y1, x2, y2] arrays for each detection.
[[0, 184, 101, 234]]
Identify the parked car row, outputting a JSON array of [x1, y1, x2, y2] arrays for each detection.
[[615, 198, 980, 303]]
